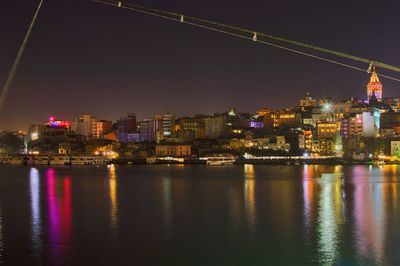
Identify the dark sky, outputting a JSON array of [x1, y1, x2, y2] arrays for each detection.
[[0, 0, 399, 130]]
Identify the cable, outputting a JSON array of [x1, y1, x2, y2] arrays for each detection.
[[92, 0, 400, 82], [0, 0, 45, 116]]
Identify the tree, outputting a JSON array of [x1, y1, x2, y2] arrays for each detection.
[[0, 132, 24, 154]]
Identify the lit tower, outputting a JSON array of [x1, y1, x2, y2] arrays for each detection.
[[367, 67, 383, 102]]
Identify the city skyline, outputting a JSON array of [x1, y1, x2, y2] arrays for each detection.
[[1, 0, 399, 130], [2, 68, 387, 132]]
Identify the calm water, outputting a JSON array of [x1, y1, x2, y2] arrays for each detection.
[[0, 165, 399, 265]]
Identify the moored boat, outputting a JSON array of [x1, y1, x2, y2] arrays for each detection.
[[205, 155, 236, 166]]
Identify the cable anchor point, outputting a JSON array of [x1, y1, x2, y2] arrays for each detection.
[[253, 32, 257, 42], [367, 61, 374, 73]]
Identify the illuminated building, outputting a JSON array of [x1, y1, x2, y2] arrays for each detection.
[[263, 110, 301, 130], [380, 128, 396, 138], [299, 92, 317, 110], [117, 113, 137, 143], [303, 118, 315, 127], [58, 143, 72, 155], [256, 108, 273, 117], [93, 120, 113, 139], [72, 115, 96, 138], [154, 113, 176, 142], [362, 112, 379, 138], [178, 118, 205, 140], [382, 97, 400, 112], [317, 138, 336, 155], [155, 144, 191, 157], [367, 67, 383, 102], [341, 111, 379, 138], [161, 113, 175, 138], [303, 128, 313, 151], [27, 117, 89, 154], [29, 125, 45, 142], [72, 115, 112, 139], [332, 103, 352, 120], [316, 122, 341, 155], [127, 133, 140, 143], [230, 138, 255, 149], [317, 122, 341, 138], [138, 119, 156, 142], [268, 135, 291, 151], [311, 107, 334, 123], [341, 114, 363, 137], [249, 136, 290, 151]]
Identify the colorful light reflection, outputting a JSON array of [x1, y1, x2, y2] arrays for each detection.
[[354, 176, 386, 264], [302, 165, 314, 237], [46, 168, 72, 265]]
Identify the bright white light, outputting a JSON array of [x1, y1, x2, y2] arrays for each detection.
[[243, 153, 253, 159], [322, 103, 333, 113]]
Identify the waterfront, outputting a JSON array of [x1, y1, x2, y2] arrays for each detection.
[[0, 165, 399, 265]]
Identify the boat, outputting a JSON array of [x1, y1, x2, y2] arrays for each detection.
[[50, 156, 71, 165], [4, 156, 24, 165], [33, 156, 50, 165], [70, 156, 109, 165], [206, 155, 236, 166]]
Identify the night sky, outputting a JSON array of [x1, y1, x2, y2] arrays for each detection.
[[0, 0, 399, 130]]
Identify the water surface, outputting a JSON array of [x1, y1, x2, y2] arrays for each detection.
[[0, 164, 399, 265]]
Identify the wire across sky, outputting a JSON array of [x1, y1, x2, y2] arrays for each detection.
[[92, 0, 400, 82], [1, 0, 400, 121]]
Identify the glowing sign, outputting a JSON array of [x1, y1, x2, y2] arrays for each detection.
[[250, 122, 264, 128], [48, 117, 70, 129]]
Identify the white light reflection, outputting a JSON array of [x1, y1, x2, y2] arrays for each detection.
[[30, 168, 42, 260], [244, 164, 256, 234], [317, 171, 344, 264]]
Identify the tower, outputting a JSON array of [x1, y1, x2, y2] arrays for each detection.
[[367, 67, 383, 102]]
